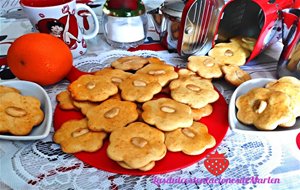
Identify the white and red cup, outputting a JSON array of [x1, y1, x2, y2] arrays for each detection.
[[20, 0, 99, 58]]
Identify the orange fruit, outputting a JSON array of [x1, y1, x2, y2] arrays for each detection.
[[7, 33, 73, 86]]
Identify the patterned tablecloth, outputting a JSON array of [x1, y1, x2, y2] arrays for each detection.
[[1, 2, 300, 190]]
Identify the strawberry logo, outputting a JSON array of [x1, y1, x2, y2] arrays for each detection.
[[107, 0, 138, 10], [204, 151, 229, 176]]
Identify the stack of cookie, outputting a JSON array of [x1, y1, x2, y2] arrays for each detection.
[[187, 36, 256, 86], [54, 56, 218, 171], [0, 85, 44, 136], [236, 76, 300, 130]]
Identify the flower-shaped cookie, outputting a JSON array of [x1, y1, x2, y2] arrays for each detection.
[[107, 122, 166, 170], [111, 56, 149, 71], [265, 76, 300, 127], [56, 90, 77, 110], [236, 88, 294, 130], [53, 118, 107, 153], [230, 36, 256, 52], [142, 98, 193, 131], [187, 56, 223, 79], [192, 104, 213, 121], [0, 85, 20, 96], [68, 74, 118, 102], [94, 67, 132, 87], [221, 65, 251, 86], [117, 161, 156, 171], [169, 75, 219, 109], [119, 73, 162, 102], [136, 63, 178, 86], [86, 99, 138, 132], [73, 94, 120, 115], [0, 92, 44, 135], [147, 57, 166, 65], [165, 122, 216, 155], [208, 42, 249, 66]]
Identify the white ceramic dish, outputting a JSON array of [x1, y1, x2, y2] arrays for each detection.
[[0, 80, 52, 140], [228, 78, 300, 135]]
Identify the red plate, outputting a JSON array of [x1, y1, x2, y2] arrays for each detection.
[[53, 67, 229, 175]]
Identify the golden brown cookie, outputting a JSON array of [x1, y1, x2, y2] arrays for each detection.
[[165, 122, 216, 155], [230, 36, 256, 52], [177, 68, 197, 78], [0, 92, 44, 135], [187, 56, 223, 79], [56, 90, 77, 110], [68, 74, 118, 102], [208, 42, 249, 66], [192, 104, 213, 121], [117, 161, 155, 171], [86, 99, 138, 132], [107, 122, 166, 169], [136, 63, 178, 86], [147, 57, 165, 65], [169, 75, 219, 109], [53, 118, 107, 153], [72, 100, 99, 115], [111, 56, 149, 71], [265, 76, 300, 127], [0, 85, 20, 96], [236, 88, 294, 130], [142, 98, 193, 131], [221, 65, 251, 86], [119, 73, 162, 102], [73, 93, 121, 115], [94, 67, 132, 87]]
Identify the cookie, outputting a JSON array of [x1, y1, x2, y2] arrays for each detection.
[[265, 76, 300, 127], [136, 63, 178, 86], [73, 93, 121, 115], [187, 56, 223, 79], [94, 67, 132, 86], [107, 122, 166, 169], [147, 57, 165, 65], [0, 92, 44, 135], [72, 100, 99, 115], [192, 104, 213, 121], [68, 74, 118, 102], [208, 42, 249, 66], [169, 75, 219, 109], [287, 43, 300, 71], [177, 69, 197, 78], [86, 98, 138, 132], [56, 90, 77, 110], [236, 88, 294, 130], [230, 36, 256, 52], [142, 98, 193, 131], [111, 56, 149, 71], [221, 65, 251, 86], [0, 85, 20, 96], [117, 161, 155, 171], [165, 122, 216, 155], [53, 118, 107, 153], [119, 73, 162, 102]]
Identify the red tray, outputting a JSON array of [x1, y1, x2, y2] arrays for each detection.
[[53, 67, 229, 175]]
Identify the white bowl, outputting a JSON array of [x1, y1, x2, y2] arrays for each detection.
[[228, 78, 300, 135], [0, 80, 52, 140]]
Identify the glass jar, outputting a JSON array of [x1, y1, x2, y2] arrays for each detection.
[[102, 13, 148, 49]]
